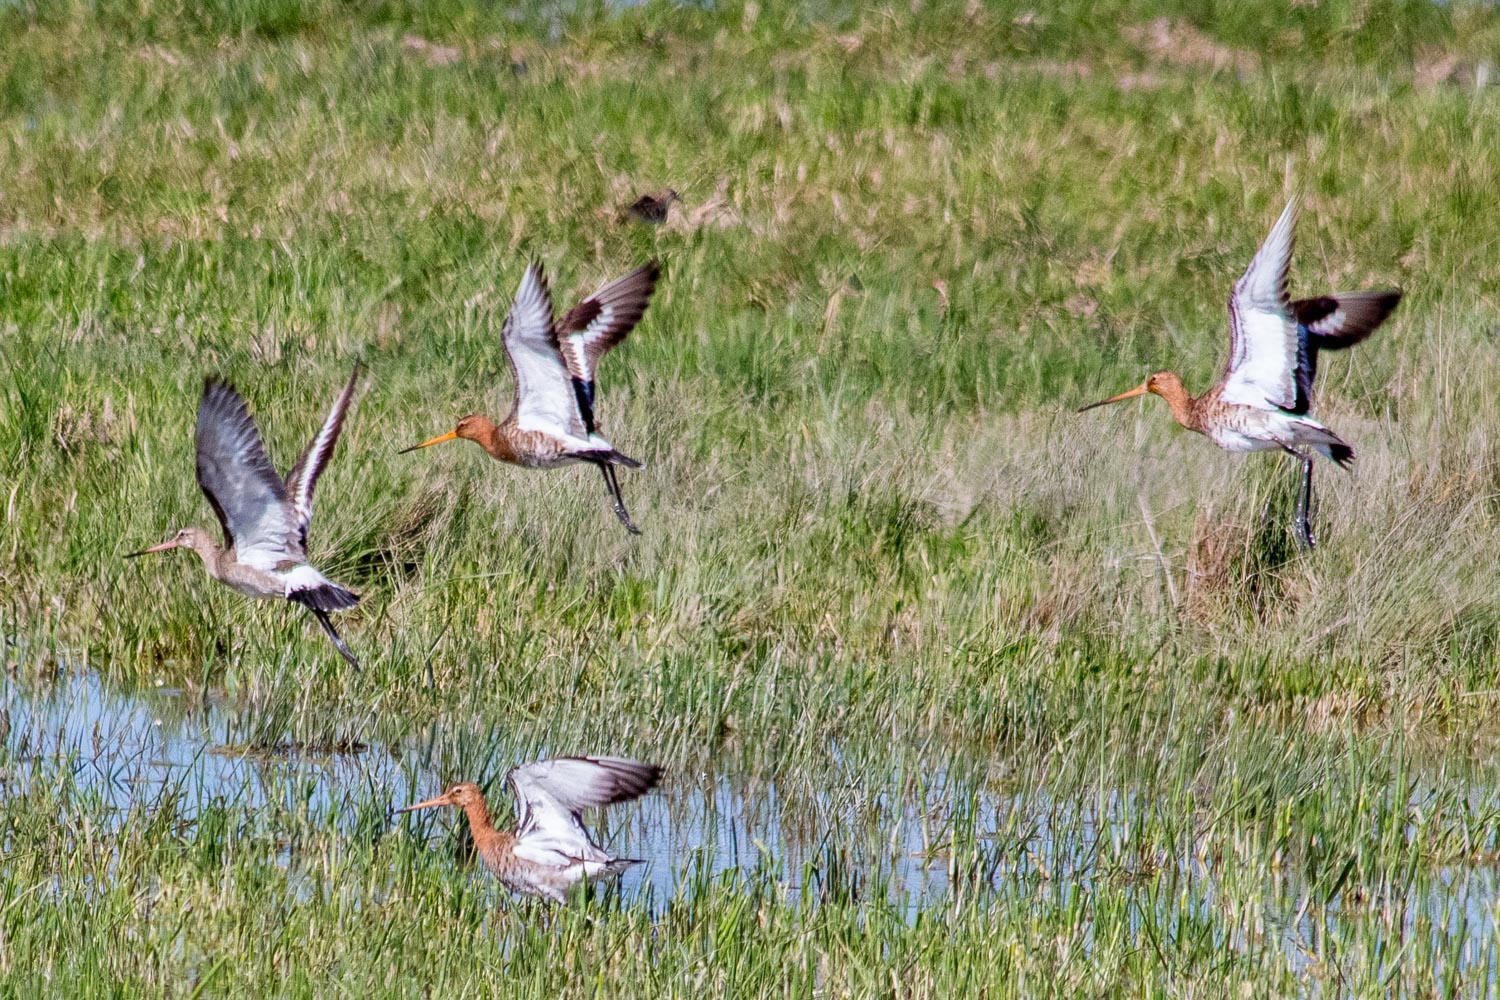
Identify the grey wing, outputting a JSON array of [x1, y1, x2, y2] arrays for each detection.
[[1220, 197, 1299, 410], [508, 756, 662, 865], [500, 262, 584, 439], [196, 379, 302, 570], [283, 364, 360, 548]]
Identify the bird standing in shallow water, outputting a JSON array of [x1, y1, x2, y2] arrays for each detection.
[[401, 261, 660, 534], [399, 756, 663, 902], [127, 368, 364, 668], [1079, 198, 1400, 548]]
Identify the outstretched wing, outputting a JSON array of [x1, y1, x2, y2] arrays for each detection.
[[507, 756, 662, 865], [555, 263, 660, 434], [195, 380, 302, 569], [1220, 198, 1299, 411], [1288, 290, 1401, 415], [283, 363, 360, 548], [500, 263, 584, 439]]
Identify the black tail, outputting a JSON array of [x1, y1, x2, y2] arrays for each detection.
[[304, 607, 361, 670], [1293, 424, 1355, 470], [289, 583, 359, 613], [577, 448, 641, 470], [601, 857, 644, 877]]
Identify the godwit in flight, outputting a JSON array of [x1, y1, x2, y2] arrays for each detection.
[[399, 756, 663, 902], [1080, 198, 1400, 548], [401, 261, 660, 534], [127, 368, 364, 667]]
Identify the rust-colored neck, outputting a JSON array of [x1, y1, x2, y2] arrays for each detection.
[[457, 415, 515, 462], [457, 795, 514, 866], [1150, 372, 1202, 433], [458, 795, 497, 836]]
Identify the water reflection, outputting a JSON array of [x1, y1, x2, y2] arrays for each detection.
[[3, 670, 1499, 990]]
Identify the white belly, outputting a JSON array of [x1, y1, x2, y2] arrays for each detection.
[[1208, 425, 1279, 453]]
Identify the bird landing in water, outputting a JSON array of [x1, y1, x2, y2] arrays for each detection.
[[399, 756, 663, 902], [1079, 197, 1400, 549]]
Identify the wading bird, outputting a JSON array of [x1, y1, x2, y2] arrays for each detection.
[[399, 756, 663, 902], [401, 261, 660, 534], [127, 368, 364, 667], [1079, 198, 1400, 548]]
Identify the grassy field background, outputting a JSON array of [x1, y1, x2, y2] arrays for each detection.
[[4, 0, 1500, 994]]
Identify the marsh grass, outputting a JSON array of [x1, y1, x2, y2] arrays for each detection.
[[4, 0, 1500, 994]]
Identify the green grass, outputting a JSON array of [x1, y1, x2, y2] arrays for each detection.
[[4, 0, 1500, 994]]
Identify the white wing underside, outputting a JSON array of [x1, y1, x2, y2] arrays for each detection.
[[1220, 198, 1299, 411], [502, 264, 586, 440], [507, 756, 656, 865]]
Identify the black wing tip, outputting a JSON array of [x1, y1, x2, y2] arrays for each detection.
[[629, 260, 662, 299], [1329, 442, 1355, 468], [567, 756, 664, 800], [201, 376, 241, 400], [1300, 288, 1404, 348], [606, 758, 664, 798]]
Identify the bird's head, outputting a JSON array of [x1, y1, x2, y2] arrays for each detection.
[[399, 414, 493, 454], [126, 526, 213, 559], [398, 781, 485, 813], [1078, 371, 1184, 412]]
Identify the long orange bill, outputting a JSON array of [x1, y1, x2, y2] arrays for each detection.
[[397, 795, 453, 813], [125, 539, 180, 559], [1077, 383, 1148, 413], [398, 430, 458, 455]]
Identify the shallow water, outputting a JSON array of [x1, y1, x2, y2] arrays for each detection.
[[3, 671, 1499, 988]]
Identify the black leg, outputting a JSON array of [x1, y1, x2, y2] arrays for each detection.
[[1293, 454, 1316, 551], [598, 462, 641, 535], [309, 608, 361, 670]]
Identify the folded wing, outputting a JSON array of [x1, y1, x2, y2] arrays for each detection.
[[1220, 198, 1299, 411], [195, 380, 302, 571]]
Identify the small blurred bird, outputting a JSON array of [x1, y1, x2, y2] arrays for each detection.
[[623, 189, 678, 225]]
